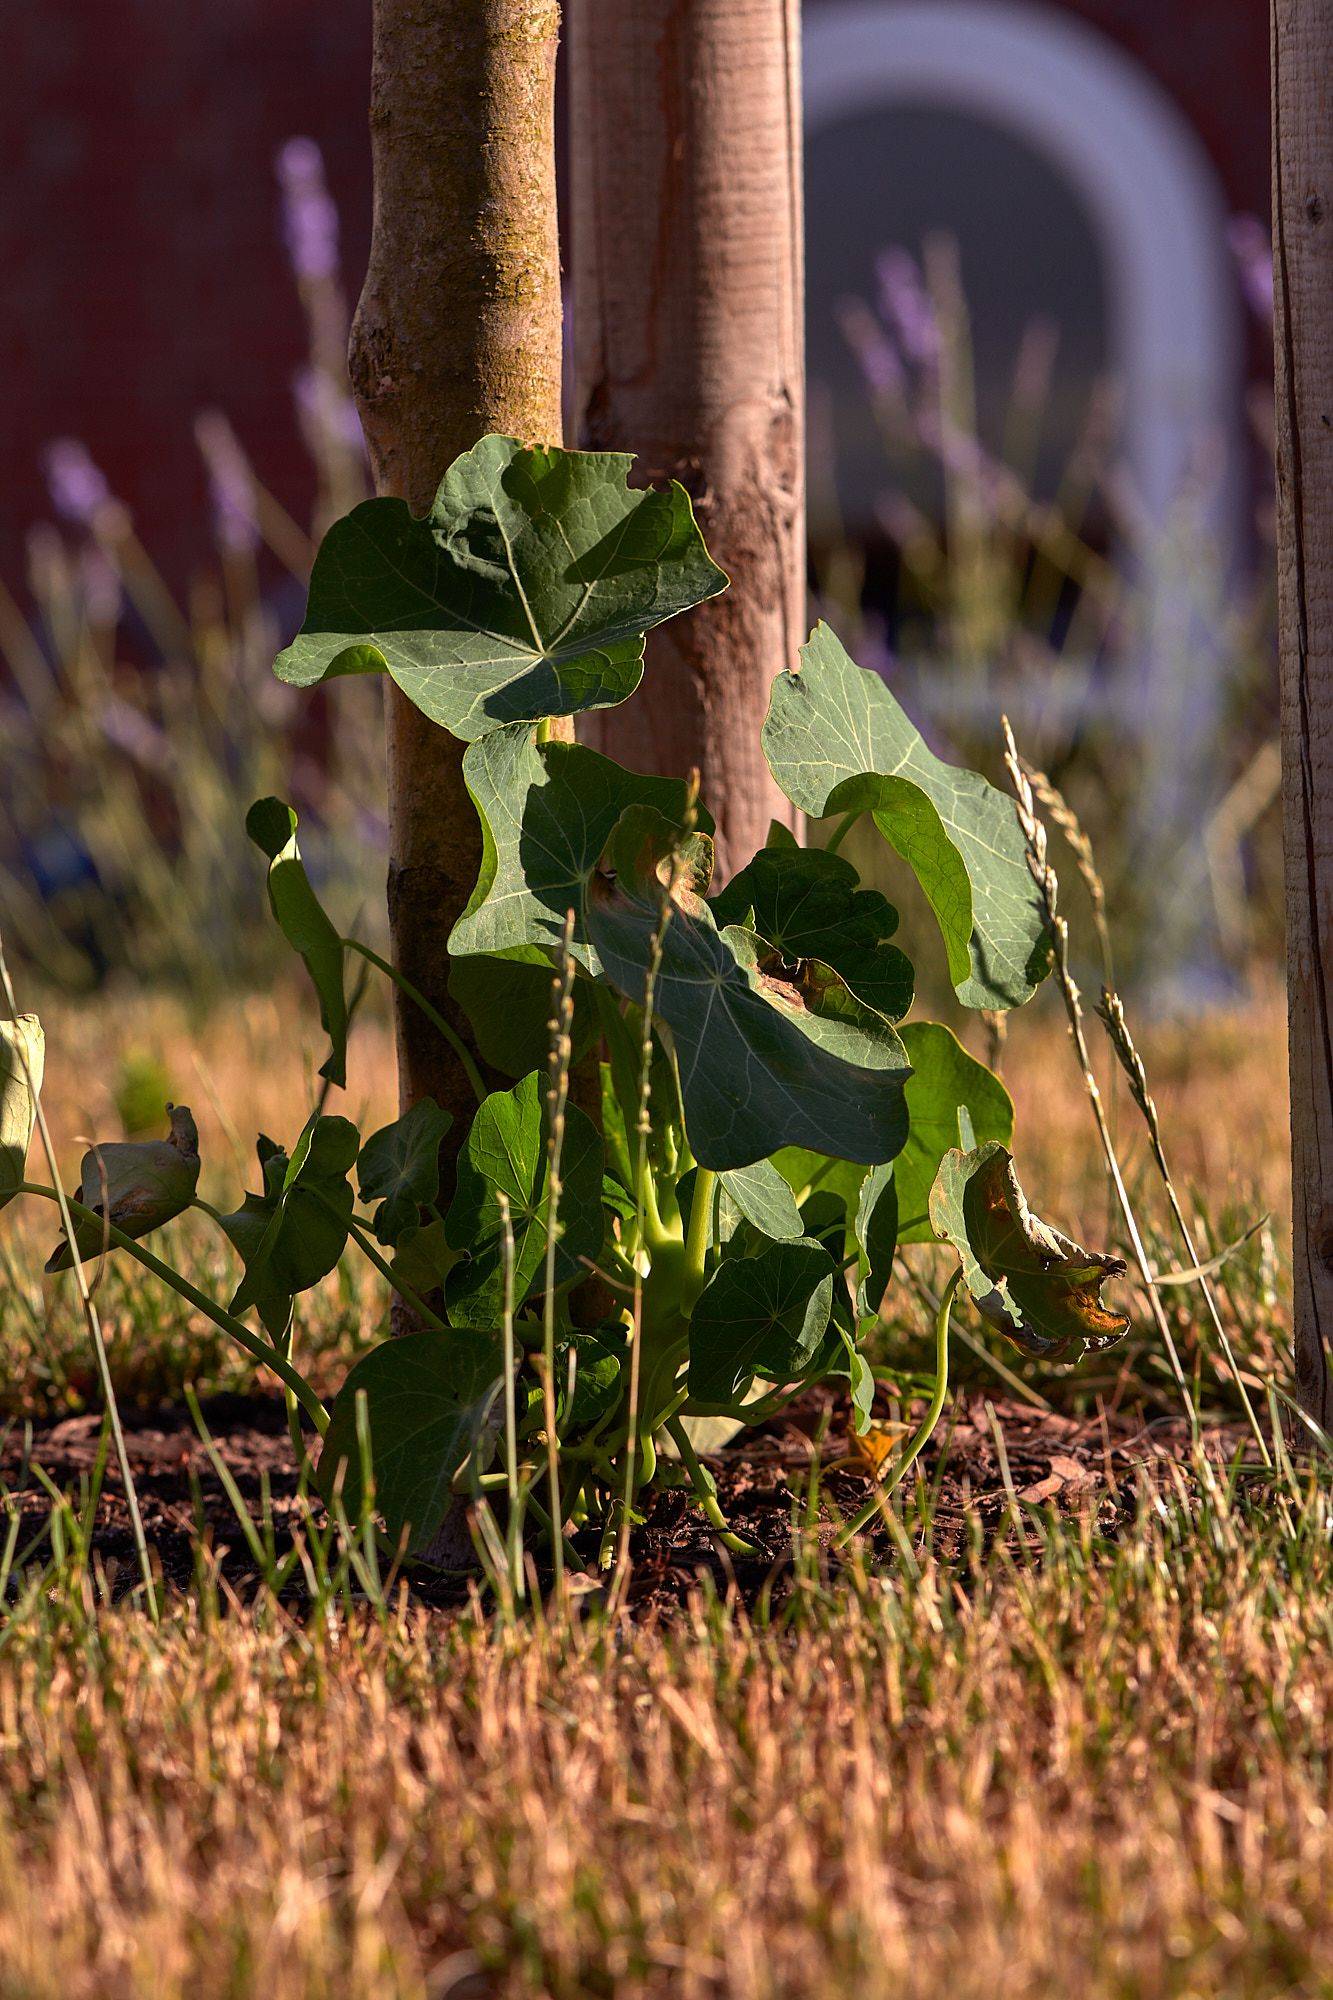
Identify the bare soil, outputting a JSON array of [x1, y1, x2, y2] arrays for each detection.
[[2, 1388, 1243, 1614]]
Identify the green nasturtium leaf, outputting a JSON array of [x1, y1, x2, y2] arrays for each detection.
[[357, 1097, 451, 1246], [762, 624, 1051, 1009], [929, 1142, 1129, 1360], [0, 1014, 43, 1214], [388, 1218, 461, 1298], [444, 1072, 604, 1328], [710, 846, 913, 1025], [450, 723, 709, 967], [273, 435, 728, 741], [448, 946, 597, 1079], [245, 797, 348, 1088], [894, 1022, 1014, 1243], [688, 1238, 836, 1405], [319, 1329, 502, 1558], [854, 1161, 898, 1319], [220, 1114, 359, 1338], [556, 1329, 624, 1429], [586, 807, 910, 1172], [717, 1159, 803, 1243], [46, 1105, 200, 1273]]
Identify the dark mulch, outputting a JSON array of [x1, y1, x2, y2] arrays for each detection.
[[0, 1389, 1246, 1615]]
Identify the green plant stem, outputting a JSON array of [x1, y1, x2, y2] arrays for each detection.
[[333, 1202, 450, 1334], [835, 1265, 962, 1547], [681, 1167, 717, 1311], [665, 1416, 758, 1556], [20, 1183, 329, 1434], [342, 935, 487, 1103], [824, 810, 862, 857]]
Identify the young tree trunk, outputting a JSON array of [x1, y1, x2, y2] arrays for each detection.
[[1273, 0, 1333, 1426], [349, 0, 564, 1145], [568, 0, 804, 878]]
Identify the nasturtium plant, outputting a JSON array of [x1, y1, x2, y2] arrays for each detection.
[[5, 435, 1128, 1575]]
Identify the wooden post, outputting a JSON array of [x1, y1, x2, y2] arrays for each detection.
[[348, 0, 564, 1147], [1274, 0, 1333, 1423], [569, 0, 804, 877]]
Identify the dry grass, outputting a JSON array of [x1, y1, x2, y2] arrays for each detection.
[[0, 977, 1316, 1999], [1, 1471, 1329, 2000]]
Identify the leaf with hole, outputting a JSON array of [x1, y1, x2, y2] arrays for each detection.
[[585, 806, 910, 1171], [710, 845, 913, 1024], [928, 1142, 1128, 1359]]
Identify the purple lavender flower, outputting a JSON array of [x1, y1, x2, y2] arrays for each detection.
[[1227, 214, 1274, 325], [276, 136, 340, 284], [43, 439, 111, 527], [835, 297, 905, 399], [79, 546, 122, 626], [875, 249, 940, 369], [294, 366, 367, 458], [195, 412, 259, 555]]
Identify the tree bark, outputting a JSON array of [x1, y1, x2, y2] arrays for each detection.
[[349, 0, 564, 1146], [1273, 0, 1333, 1426], [569, 0, 804, 878]]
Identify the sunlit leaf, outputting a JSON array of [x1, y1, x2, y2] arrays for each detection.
[[245, 797, 348, 1088], [854, 1162, 898, 1319], [717, 1158, 803, 1243], [46, 1105, 199, 1273], [0, 1015, 43, 1214], [450, 724, 709, 967], [763, 624, 1051, 1008], [274, 435, 727, 740], [894, 1022, 1013, 1243], [929, 1142, 1129, 1359]]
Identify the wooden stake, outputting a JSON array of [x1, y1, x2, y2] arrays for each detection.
[[1274, 0, 1333, 1423]]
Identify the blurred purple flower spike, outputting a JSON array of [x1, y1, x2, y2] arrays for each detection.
[[195, 412, 260, 555], [276, 136, 340, 285], [836, 297, 904, 399], [875, 249, 940, 368], [1227, 214, 1274, 326], [294, 366, 367, 458], [43, 439, 111, 528]]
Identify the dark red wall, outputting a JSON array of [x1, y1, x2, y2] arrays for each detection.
[[0, 1, 371, 592], [2, 0, 1266, 596]]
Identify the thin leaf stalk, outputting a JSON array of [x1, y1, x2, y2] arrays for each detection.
[[836, 1265, 963, 1545]]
